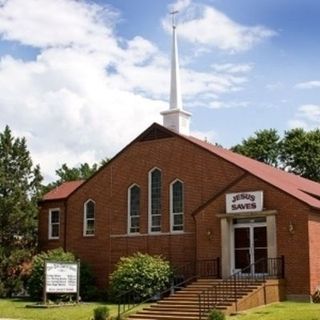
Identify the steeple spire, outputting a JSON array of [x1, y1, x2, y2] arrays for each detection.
[[169, 10, 182, 110], [161, 11, 191, 135]]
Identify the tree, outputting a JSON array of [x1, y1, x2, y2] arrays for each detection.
[[55, 162, 99, 182], [0, 125, 42, 297], [280, 128, 320, 181], [231, 129, 281, 167], [44, 158, 109, 193], [231, 128, 320, 182]]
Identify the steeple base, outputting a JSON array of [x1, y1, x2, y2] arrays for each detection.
[[161, 108, 191, 135]]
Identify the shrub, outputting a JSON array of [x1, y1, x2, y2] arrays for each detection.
[[312, 289, 320, 303], [208, 309, 225, 320], [27, 248, 74, 300], [27, 248, 97, 301], [109, 252, 172, 301], [93, 306, 109, 320]]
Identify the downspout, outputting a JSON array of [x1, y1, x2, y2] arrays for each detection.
[[63, 199, 68, 251]]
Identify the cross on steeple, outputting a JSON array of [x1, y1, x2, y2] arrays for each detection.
[[170, 10, 179, 28]]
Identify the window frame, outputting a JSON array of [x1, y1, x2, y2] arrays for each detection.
[[170, 179, 184, 233], [127, 184, 141, 234], [148, 167, 162, 233], [83, 199, 95, 237], [48, 208, 60, 240]]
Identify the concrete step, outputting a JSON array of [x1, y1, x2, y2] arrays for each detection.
[[128, 314, 199, 320], [126, 277, 267, 320]]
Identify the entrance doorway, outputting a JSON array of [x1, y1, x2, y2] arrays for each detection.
[[233, 219, 267, 274]]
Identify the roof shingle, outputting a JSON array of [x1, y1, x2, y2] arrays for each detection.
[[186, 135, 320, 209], [42, 180, 84, 201]]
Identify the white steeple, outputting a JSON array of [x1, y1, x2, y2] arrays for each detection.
[[161, 11, 191, 135]]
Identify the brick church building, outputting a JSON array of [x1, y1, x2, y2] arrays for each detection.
[[38, 18, 320, 302]]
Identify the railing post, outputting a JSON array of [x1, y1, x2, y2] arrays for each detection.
[[198, 294, 201, 320], [217, 257, 220, 278], [195, 259, 198, 278], [281, 255, 285, 278], [234, 275, 237, 312]]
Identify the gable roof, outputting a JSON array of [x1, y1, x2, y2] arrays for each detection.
[[42, 180, 84, 201], [184, 135, 320, 209], [39, 122, 320, 209]]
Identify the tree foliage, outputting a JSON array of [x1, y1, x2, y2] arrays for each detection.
[[231, 129, 281, 167], [0, 125, 42, 297], [280, 128, 320, 181], [232, 128, 320, 182], [109, 252, 172, 301], [44, 158, 109, 193]]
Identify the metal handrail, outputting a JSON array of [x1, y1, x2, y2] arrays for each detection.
[[198, 256, 285, 320], [116, 258, 220, 319]]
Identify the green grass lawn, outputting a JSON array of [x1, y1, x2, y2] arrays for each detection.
[[1, 300, 320, 320], [0, 298, 147, 320], [228, 301, 320, 320]]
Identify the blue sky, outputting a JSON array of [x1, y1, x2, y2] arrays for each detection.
[[0, 0, 319, 181]]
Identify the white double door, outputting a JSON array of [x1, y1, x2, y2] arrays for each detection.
[[233, 222, 268, 274]]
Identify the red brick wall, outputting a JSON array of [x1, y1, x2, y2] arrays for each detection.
[[38, 200, 66, 251], [38, 134, 318, 297], [39, 136, 244, 287], [308, 212, 320, 294], [196, 174, 311, 296]]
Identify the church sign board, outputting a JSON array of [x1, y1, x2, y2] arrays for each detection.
[[226, 191, 263, 214], [43, 261, 80, 304]]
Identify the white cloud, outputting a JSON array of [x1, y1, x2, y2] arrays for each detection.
[[164, 1, 276, 52], [0, 52, 164, 181], [191, 129, 217, 143], [0, 0, 118, 51], [208, 100, 249, 109], [295, 81, 320, 90], [211, 63, 253, 74], [169, 0, 192, 12], [288, 104, 320, 130], [0, 0, 254, 182]]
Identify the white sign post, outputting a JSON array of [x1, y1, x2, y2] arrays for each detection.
[[43, 260, 80, 305], [226, 191, 263, 214]]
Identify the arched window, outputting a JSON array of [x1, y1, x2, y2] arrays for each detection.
[[149, 168, 162, 233], [170, 180, 184, 232], [128, 185, 140, 234], [84, 199, 95, 236]]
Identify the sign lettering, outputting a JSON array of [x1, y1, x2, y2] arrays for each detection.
[[226, 191, 263, 213], [45, 262, 78, 293]]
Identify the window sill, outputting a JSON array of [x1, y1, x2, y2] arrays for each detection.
[[110, 231, 194, 238]]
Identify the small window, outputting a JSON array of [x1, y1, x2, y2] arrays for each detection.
[[149, 168, 162, 233], [84, 200, 95, 236], [128, 185, 140, 234], [49, 208, 60, 239], [170, 180, 184, 232]]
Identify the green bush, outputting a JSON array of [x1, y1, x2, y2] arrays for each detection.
[[109, 252, 172, 301], [0, 247, 32, 297], [312, 289, 320, 303], [93, 306, 109, 320], [207, 309, 225, 320], [27, 248, 97, 301]]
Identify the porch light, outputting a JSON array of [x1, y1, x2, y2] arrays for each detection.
[[288, 221, 295, 234]]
